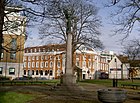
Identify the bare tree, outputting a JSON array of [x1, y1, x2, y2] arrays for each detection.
[[39, 0, 103, 53], [109, 0, 140, 39], [0, 0, 5, 60], [123, 39, 140, 60], [123, 39, 140, 81], [110, 0, 140, 79], [0, 0, 45, 60], [0, 0, 26, 60]]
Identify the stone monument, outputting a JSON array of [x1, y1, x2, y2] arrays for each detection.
[[62, 8, 76, 85]]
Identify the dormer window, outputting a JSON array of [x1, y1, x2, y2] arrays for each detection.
[[39, 48, 40, 52], [28, 56, 31, 61], [34, 48, 36, 52], [30, 49, 32, 53], [43, 48, 45, 52], [32, 56, 35, 60]]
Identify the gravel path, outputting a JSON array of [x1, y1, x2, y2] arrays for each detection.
[[0, 83, 139, 103]]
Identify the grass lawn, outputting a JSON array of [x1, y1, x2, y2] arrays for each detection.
[[0, 79, 60, 86], [0, 92, 34, 103], [79, 79, 140, 87]]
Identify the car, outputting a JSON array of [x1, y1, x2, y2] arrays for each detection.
[[99, 72, 108, 79], [14, 76, 32, 80], [36, 77, 47, 80]]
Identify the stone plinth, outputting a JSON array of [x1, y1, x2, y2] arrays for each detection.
[[62, 74, 76, 85]]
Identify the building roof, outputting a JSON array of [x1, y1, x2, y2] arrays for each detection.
[[117, 55, 129, 63], [25, 44, 66, 53], [25, 43, 96, 54], [117, 55, 140, 67], [129, 60, 140, 67]]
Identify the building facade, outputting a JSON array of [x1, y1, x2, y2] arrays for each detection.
[[94, 51, 114, 79], [109, 56, 129, 79], [0, 7, 26, 79], [23, 44, 100, 79]]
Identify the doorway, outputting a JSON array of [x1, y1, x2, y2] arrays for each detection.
[[83, 74, 85, 79]]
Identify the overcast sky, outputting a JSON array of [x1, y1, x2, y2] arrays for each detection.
[[25, 0, 139, 54]]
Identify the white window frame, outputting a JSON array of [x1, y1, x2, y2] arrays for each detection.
[[88, 61, 91, 68], [45, 61, 48, 68], [41, 62, 44, 68], [32, 62, 35, 68], [24, 62, 27, 67], [9, 68, 15, 75], [57, 61, 61, 68], [36, 62, 39, 68], [82, 61, 86, 67], [50, 61, 53, 68], [41, 56, 44, 60], [28, 62, 31, 68]]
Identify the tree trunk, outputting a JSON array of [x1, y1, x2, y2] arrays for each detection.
[[0, 0, 5, 60]]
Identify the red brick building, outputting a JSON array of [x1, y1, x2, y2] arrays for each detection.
[[23, 44, 98, 79]]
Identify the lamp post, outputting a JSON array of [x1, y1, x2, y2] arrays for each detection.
[[5, 50, 8, 78], [114, 58, 117, 79], [114, 58, 118, 87]]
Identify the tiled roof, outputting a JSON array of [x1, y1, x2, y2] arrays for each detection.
[[117, 55, 140, 67], [117, 56, 129, 63], [25, 44, 66, 53], [129, 60, 140, 67]]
